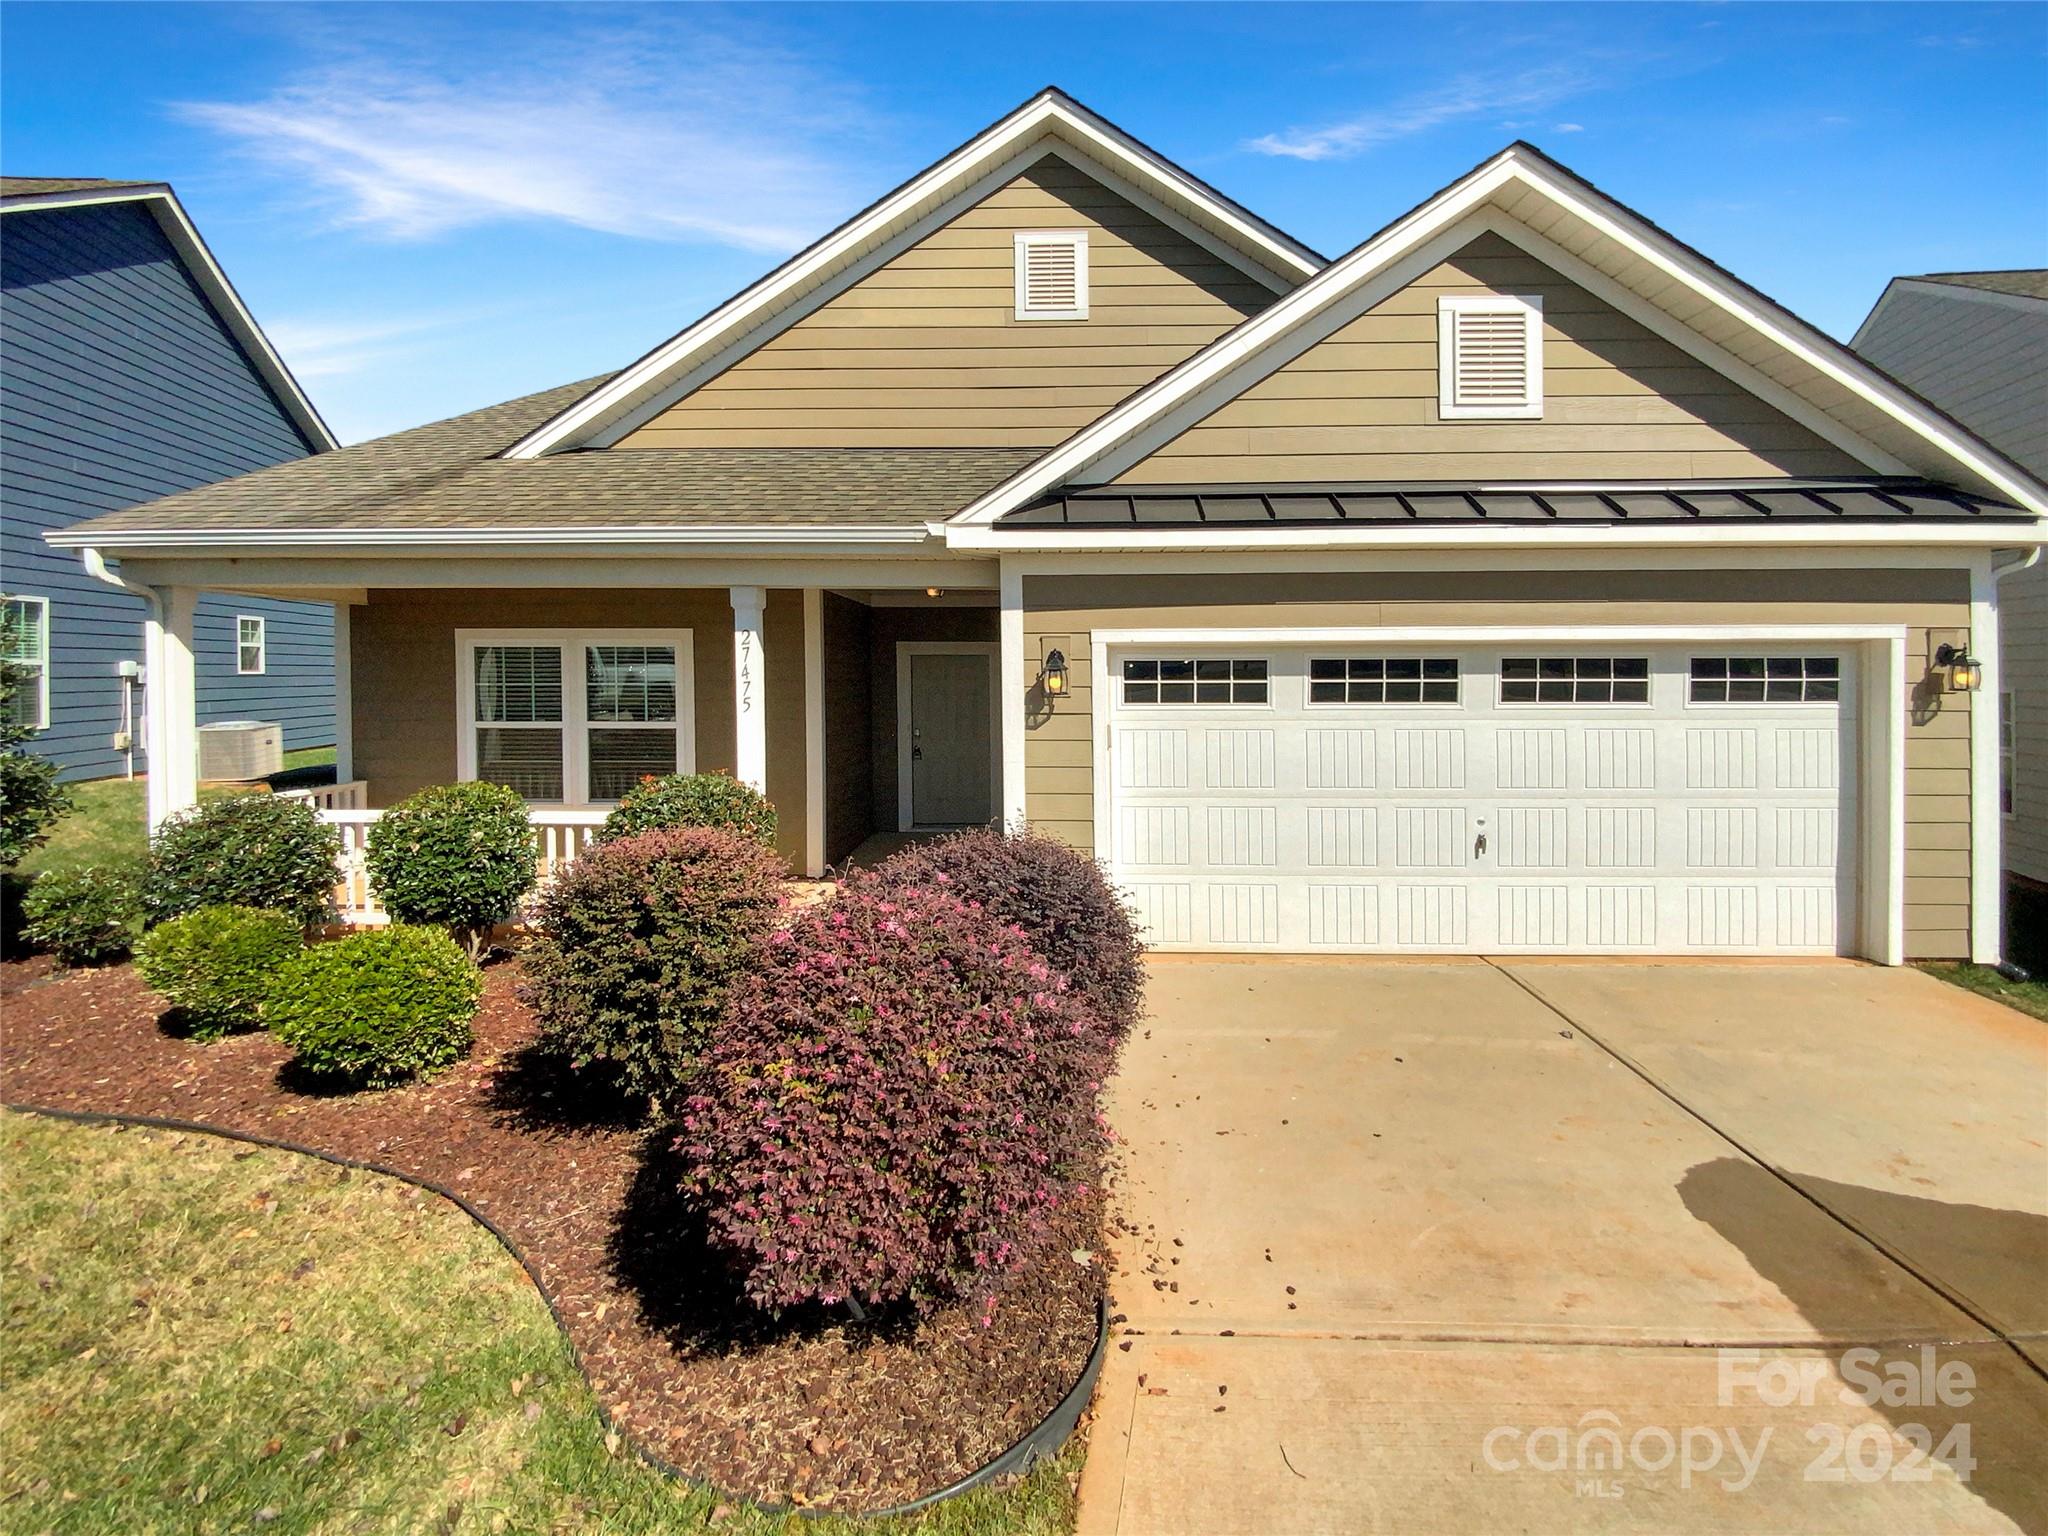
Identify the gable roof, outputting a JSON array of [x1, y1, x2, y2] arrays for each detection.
[[47, 369, 1039, 548], [0, 178, 337, 452], [501, 87, 1324, 460], [949, 141, 2048, 529]]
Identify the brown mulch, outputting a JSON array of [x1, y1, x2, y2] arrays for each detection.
[[0, 954, 1104, 1511]]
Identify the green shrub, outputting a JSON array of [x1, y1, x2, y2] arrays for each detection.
[[363, 782, 537, 956], [598, 772, 776, 848], [135, 905, 302, 1039], [143, 793, 340, 928], [21, 866, 141, 967], [266, 925, 481, 1088], [522, 826, 787, 1114]]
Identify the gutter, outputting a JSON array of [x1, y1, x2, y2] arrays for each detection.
[[80, 545, 157, 614], [45, 524, 948, 556]]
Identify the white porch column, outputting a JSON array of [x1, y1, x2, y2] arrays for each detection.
[[730, 585, 768, 792], [999, 560, 1027, 828], [145, 584, 199, 832], [802, 588, 825, 876], [1970, 555, 2003, 964]]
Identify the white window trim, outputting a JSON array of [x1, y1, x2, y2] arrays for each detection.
[[1115, 653, 1275, 712], [454, 628, 695, 807], [236, 614, 266, 675], [1304, 655, 1464, 709], [2, 593, 50, 733], [895, 641, 1002, 832], [1014, 229, 1089, 321], [1439, 293, 1543, 419]]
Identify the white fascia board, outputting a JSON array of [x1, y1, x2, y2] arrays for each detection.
[[950, 146, 2048, 526], [3, 184, 338, 452], [47, 523, 937, 552], [946, 521, 2045, 554], [503, 93, 1320, 461]]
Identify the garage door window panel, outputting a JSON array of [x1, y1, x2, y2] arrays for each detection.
[[1123, 658, 1267, 706], [1310, 657, 1460, 706], [1688, 656, 1840, 704], [1501, 657, 1649, 705]]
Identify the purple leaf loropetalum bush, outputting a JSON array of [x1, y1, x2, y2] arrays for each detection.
[[875, 825, 1146, 1041], [679, 870, 1115, 1316], [521, 825, 787, 1114]]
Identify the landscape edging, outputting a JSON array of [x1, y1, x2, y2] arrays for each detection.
[[2, 1098, 1109, 1520]]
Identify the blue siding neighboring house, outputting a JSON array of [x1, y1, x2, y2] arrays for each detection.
[[1, 178, 337, 781]]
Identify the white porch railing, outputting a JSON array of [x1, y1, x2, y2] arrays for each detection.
[[315, 806, 608, 926], [279, 779, 370, 812]]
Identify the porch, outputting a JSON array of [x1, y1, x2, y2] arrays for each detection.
[[142, 577, 1005, 921]]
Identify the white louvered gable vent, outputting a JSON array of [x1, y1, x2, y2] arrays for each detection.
[[1014, 230, 1088, 320], [1438, 294, 1543, 418]]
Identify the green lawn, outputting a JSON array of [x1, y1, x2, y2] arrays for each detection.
[[0, 1112, 1078, 1535], [15, 747, 336, 882], [1917, 961, 2048, 1024]]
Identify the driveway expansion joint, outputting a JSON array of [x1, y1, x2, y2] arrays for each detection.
[[1485, 958, 2048, 1388]]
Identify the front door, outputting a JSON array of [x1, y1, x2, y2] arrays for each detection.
[[905, 649, 994, 827]]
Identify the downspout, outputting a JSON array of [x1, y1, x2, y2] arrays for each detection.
[[81, 547, 155, 777]]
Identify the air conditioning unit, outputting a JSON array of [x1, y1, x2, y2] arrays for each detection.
[[198, 720, 283, 782]]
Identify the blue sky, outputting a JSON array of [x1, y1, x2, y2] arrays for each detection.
[[5, 2, 2044, 444]]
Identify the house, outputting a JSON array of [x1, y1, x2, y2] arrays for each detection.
[[1851, 271, 2048, 957], [45, 91, 2046, 964], [1, 177, 336, 781]]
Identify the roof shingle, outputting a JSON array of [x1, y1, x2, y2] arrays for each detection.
[[56, 373, 1041, 537]]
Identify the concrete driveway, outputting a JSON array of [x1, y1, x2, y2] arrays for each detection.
[[1078, 959, 2048, 1535]]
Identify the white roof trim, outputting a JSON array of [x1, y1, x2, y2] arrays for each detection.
[[947, 145, 2048, 528], [47, 523, 935, 551], [502, 89, 1323, 461], [2, 183, 338, 453], [946, 521, 2045, 553]]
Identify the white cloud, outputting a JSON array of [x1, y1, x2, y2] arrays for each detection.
[[1553, 122, 1586, 133], [1244, 66, 1596, 161], [265, 309, 485, 381], [173, 18, 878, 252]]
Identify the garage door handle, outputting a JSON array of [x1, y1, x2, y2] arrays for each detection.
[[1474, 831, 1488, 858]]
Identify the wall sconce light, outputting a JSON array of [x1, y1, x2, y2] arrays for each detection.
[[1040, 648, 1069, 699], [925, 587, 945, 598], [1934, 642, 1983, 692]]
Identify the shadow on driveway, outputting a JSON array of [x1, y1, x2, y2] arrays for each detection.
[[1679, 1157, 2048, 1531]]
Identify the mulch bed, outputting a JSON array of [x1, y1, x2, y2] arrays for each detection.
[[0, 953, 1104, 1511]]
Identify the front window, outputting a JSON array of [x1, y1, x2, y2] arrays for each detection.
[[1, 595, 49, 731], [1501, 656, 1649, 705], [236, 615, 266, 675], [464, 631, 691, 803]]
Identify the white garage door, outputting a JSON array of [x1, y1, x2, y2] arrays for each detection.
[[1107, 645, 1858, 955]]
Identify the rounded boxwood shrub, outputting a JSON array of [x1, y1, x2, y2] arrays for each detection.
[[265, 925, 481, 1089], [143, 793, 340, 928], [522, 826, 786, 1114], [598, 771, 776, 848], [364, 782, 537, 956], [878, 826, 1146, 1039], [135, 904, 302, 1039], [21, 865, 142, 967], [679, 871, 1112, 1315]]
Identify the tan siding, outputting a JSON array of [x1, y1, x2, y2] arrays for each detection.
[[1113, 231, 1866, 484], [2002, 558, 2048, 882], [1020, 568, 1974, 956], [619, 156, 1274, 450], [351, 587, 810, 870]]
